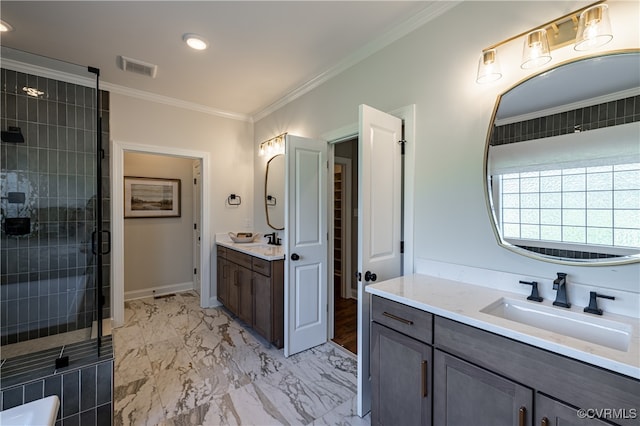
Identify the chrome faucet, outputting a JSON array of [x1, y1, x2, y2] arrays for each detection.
[[552, 273, 570, 308]]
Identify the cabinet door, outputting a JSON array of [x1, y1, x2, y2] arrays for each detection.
[[217, 257, 229, 305], [237, 265, 253, 325], [434, 349, 532, 426], [252, 271, 272, 341], [226, 262, 239, 315], [371, 322, 432, 426], [536, 393, 614, 426]]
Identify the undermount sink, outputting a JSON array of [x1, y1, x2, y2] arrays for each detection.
[[481, 297, 632, 351]]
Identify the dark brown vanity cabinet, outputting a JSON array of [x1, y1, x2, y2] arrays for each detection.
[[371, 295, 640, 426], [216, 245, 284, 348]]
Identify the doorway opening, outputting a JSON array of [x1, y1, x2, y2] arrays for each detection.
[[331, 137, 358, 354], [111, 140, 211, 326], [122, 152, 202, 301]]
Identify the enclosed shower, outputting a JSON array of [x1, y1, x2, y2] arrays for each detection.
[[0, 46, 111, 393]]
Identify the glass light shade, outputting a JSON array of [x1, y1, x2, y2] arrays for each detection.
[[521, 29, 552, 69], [574, 4, 613, 51], [476, 49, 502, 84]]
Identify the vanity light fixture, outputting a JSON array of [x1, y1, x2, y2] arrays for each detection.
[[574, 4, 613, 51], [183, 33, 208, 51], [475, 0, 613, 83], [259, 132, 287, 157], [521, 29, 552, 69], [476, 49, 502, 84]]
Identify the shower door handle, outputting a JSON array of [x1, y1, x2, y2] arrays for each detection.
[[101, 230, 111, 255], [92, 230, 112, 255]]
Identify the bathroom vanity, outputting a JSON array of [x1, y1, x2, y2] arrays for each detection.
[[216, 241, 285, 348], [367, 275, 640, 426]]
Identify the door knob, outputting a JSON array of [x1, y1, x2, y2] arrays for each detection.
[[291, 253, 300, 261], [364, 271, 377, 282]]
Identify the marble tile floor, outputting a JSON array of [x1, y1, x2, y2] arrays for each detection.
[[113, 291, 371, 426]]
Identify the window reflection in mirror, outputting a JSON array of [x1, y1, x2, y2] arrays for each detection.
[[265, 154, 285, 230], [485, 51, 640, 265]]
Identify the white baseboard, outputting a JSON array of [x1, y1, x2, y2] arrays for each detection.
[[124, 281, 195, 301]]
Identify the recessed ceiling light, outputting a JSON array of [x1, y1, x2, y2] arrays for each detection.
[[183, 33, 208, 51], [0, 19, 14, 32]]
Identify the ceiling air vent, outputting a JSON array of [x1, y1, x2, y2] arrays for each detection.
[[119, 55, 158, 78]]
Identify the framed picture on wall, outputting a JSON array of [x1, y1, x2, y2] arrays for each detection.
[[124, 176, 181, 218]]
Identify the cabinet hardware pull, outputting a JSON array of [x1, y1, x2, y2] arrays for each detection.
[[518, 407, 526, 426], [421, 360, 428, 397], [541, 417, 549, 426], [382, 311, 414, 325], [223, 265, 228, 279], [234, 270, 239, 286]]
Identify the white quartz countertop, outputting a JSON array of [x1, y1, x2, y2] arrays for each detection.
[[217, 239, 285, 261], [366, 274, 640, 379]]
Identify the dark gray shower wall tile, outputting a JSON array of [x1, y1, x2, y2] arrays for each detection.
[[39, 295, 49, 319], [49, 151, 59, 175], [37, 98, 48, 125], [96, 361, 112, 406], [17, 94, 28, 121], [1, 300, 8, 326], [28, 146, 39, 172], [4, 69, 17, 92], [24, 380, 44, 404], [28, 277, 39, 297], [80, 365, 96, 411], [57, 81, 67, 103], [75, 107, 85, 130], [6, 93, 17, 120], [96, 402, 111, 426], [79, 408, 96, 426], [28, 297, 39, 322], [48, 293, 59, 319], [44, 375, 62, 419], [17, 297, 29, 325], [1, 386, 23, 410], [58, 126, 68, 151], [625, 96, 636, 118]]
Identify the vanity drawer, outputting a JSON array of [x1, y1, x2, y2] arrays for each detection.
[[226, 248, 252, 269], [252, 257, 271, 276], [217, 246, 227, 258], [372, 295, 433, 344]]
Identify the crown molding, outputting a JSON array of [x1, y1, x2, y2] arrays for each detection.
[[101, 82, 252, 122], [251, 1, 461, 122]]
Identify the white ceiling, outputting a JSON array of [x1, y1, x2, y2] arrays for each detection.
[[0, 1, 452, 121]]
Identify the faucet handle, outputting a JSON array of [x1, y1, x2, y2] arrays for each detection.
[[519, 280, 543, 302], [583, 291, 615, 316]]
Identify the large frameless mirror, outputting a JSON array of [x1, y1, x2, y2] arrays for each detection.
[[485, 50, 640, 265], [265, 154, 285, 230]]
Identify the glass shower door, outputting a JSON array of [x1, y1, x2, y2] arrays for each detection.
[[0, 46, 108, 367]]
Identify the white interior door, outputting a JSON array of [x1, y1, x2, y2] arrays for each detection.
[[285, 135, 328, 357], [192, 160, 202, 292], [357, 104, 403, 416]]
